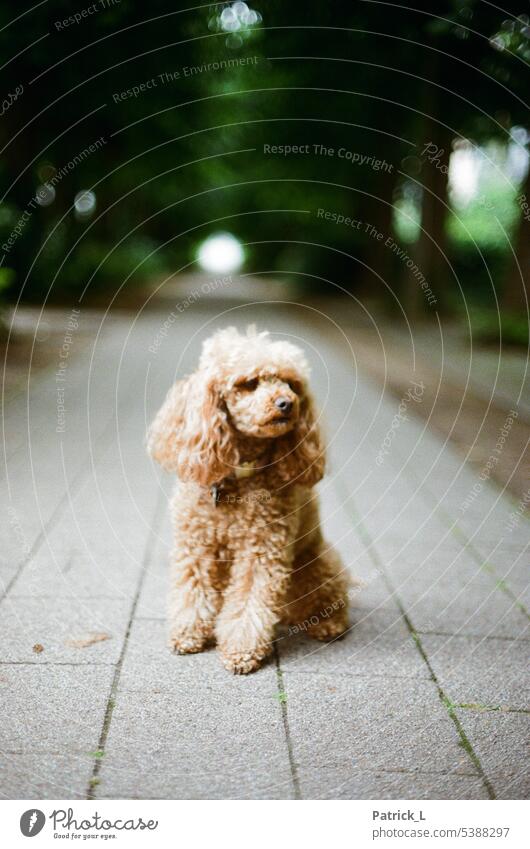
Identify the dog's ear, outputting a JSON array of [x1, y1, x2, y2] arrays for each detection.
[[146, 377, 191, 472], [182, 374, 239, 486], [271, 391, 325, 487], [147, 372, 238, 485]]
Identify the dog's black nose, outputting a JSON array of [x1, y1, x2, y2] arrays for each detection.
[[275, 396, 293, 414]]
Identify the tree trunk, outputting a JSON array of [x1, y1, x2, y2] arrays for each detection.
[[502, 165, 530, 313], [357, 165, 398, 299], [410, 121, 452, 317]]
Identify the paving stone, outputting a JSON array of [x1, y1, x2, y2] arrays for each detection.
[[97, 619, 293, 799], [388, 561, 530, 640], [2, 317, 164, 601], [333, 476, 529, 638], [0, 539, 26, 594], [456, 709, 530, 799], [134, 513, 172, 620], [14, 545, 143, 602], [0, 666, 114, 753], [12, 482, 152, 601], [0, 753, 94, 799], [0, 597, 131, 664], [336, 386, 530, 607], [407, 482, 528, 610], [135, 575, 167, 620], [284, 672, 476, 781], [1, 322, 143, 575], [384, 323, 530, 421], [320, 483, 398, 609], [9, 436, 160, 604], [279, 608, 429, 679], [421, 634, 530, 710]]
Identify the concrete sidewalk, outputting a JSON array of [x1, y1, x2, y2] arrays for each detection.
[[1, 297, 528, 799]]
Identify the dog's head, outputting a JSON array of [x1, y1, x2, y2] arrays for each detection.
[[147, 326, 324, 488]]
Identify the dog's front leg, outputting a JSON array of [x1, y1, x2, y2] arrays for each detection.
[[216, 533, 293, 674], [168, 527, 220, 655]]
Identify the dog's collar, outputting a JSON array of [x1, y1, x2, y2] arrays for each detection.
[[209, 461, 257, 505]]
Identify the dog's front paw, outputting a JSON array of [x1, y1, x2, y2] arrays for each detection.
[[169, 620, 213, 655], [218, 645, 270, 675]]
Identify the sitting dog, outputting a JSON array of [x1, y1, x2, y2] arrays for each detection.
[[147, 326, 351, 674]]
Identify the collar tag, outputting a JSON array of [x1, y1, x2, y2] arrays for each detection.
[[210, 461, 257, 505], [234, 461, 256, 480]]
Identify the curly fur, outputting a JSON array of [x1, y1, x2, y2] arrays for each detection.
[[147, 326, 352, 674]]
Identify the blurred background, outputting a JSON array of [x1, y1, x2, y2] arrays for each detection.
[[0, 0, 528, 344]]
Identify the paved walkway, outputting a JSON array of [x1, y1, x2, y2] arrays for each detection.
[[1, 294, 528, 799]]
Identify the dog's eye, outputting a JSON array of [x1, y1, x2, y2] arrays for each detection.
[[237, 378, 259, 391], [288, 379, 302, 394]]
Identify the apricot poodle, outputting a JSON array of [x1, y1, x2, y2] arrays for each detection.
[[147, 326, 352, 674]]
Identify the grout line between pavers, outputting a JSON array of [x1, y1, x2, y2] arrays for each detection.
[[334, 476, 497, 800], [279, 669, 429, 681], [7, 595, 140, 600], [414, 629, 530, 642], [0, 661, 117, 666], [450, 703, 530, 715], [273, 646, 301, 800], [86, 486, 165, 800], [362, 767, 479, 778], [0, 750, 107, 756]]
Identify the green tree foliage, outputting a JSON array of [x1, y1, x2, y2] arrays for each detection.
[[0, 1, 527, 313]]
